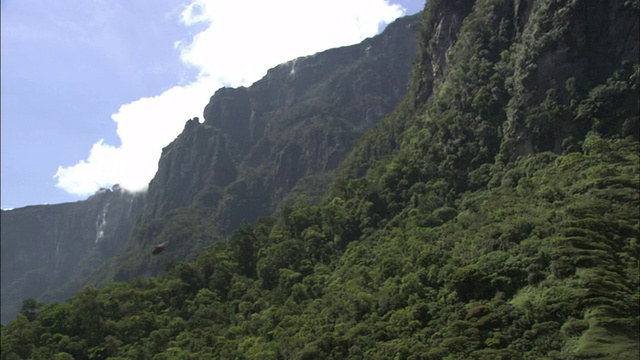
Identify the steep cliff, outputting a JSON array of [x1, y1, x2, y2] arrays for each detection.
[[344, 0, 638, 182], [0, 13, 421, 310], [103, 13, 420, 281], [143, 14, 420, 226], [0, 187, 145, 324], [1, 1, 638, 358]]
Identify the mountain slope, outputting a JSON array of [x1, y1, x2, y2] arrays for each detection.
[[1, 0, 638, 359], [102, 13, 420, 283], [0, 187, 144, 324], [0, 13, 420, 321], [144, 13, 420, 226]]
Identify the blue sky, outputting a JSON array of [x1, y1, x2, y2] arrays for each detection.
[[1, 0, 425, 210]]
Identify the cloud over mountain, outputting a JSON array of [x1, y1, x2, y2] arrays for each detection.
[[54, 0, 405, 196]]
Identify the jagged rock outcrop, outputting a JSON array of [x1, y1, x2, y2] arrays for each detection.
[[412, 0, 476, 106], [140, 13, 420, 234], [98, 13, 420, 282], [0, 187, 145, 323]]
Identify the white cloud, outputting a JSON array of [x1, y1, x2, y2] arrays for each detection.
[[54, 77, 221, 195], [177, 0, 405, 86], [54, 0, 406, 196]]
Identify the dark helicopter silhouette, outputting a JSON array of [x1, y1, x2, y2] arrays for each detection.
[[152, 241, 169, 255]]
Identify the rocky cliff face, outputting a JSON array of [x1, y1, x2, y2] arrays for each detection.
[[98, 13, 420, 282], [445, 0, 637, 153], [500, 0, 639, 158], [0, 14, 422, 309], [344, 0, 638, 182], [140, 14, 420, 235], [0, 187, 145, 324]]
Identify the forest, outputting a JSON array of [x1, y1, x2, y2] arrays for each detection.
[[1, 0, 638, 359]]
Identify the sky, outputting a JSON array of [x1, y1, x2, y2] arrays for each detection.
[[1, 0, 425, 210]]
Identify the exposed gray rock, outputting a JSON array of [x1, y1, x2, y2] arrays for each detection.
[[1, 13, 422, 311], [140, 14, 421, 234], [0, 187, 145, 324]]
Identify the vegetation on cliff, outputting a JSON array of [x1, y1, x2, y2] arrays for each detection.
[[2, 135, 637, 359], [2, 0, 638, 358]]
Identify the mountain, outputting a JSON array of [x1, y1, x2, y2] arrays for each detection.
[[0, 14, 420, 323], [145, 13, 420, 230], [0, 186, 145, 324], [100, 13, 420, 283], [1, 0, 638, 359]]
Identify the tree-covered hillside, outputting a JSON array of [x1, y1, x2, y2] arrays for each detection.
[[2, 138, 637, 359], [2, 0, 638, 359]]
